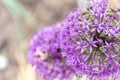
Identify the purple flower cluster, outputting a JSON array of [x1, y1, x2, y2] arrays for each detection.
[[28, 24, 75, 80], [28, 0, 120, 80], [60, 0, 120, 79]]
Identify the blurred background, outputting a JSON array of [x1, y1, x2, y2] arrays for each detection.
[[0, 0, 119, 80]]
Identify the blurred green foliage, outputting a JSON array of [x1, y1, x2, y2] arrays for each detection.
[[1, 0, 37, 40]]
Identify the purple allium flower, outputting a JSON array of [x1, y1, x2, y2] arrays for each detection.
[[27, 24, 75, 80], [60, 0, 120, 79]]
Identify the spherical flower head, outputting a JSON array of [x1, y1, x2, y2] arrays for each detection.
[[27, 24, 75, 80], [60, 0, 120, 79]]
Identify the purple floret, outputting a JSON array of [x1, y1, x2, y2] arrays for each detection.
[[28, 24, 75, 80], [60, 0, 120, 79]]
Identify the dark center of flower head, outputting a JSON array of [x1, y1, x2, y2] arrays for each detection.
[[81, 8, 120, 61]]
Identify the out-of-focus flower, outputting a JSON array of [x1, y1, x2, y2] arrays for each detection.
[[28, 24, 75, 80], [60, 0, 120, 79]]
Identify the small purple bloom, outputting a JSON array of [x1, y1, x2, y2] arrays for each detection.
[[28, 24, 75, 80]]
